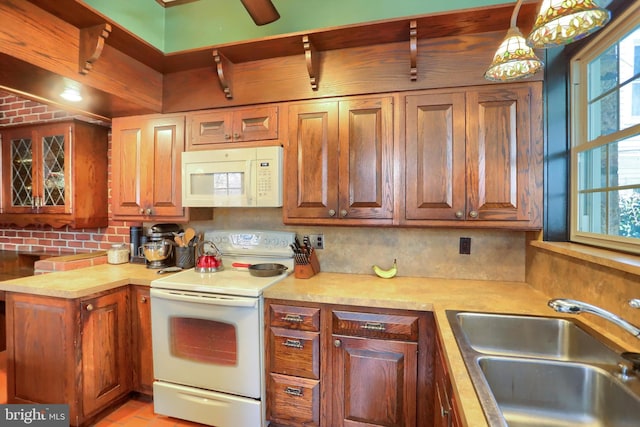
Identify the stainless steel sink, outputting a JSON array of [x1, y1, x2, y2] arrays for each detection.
[[451, 311, 620, 364], [478, 356, 640, 427], [446, 311, 640, 427]]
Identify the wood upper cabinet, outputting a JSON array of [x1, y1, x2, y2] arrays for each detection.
[[187, 106, 279, 149], [111, 114, 186, 221], [131, 285, 153, 396], [284, 96, 395, 225], [404, 82, 542, 229], [0, 119, 108, 228], [6, 287, 131, 426], [405, 91, 466, 221]]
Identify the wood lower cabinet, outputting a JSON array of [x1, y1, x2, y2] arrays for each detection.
[[434, 332, 462, 427], [6, 287, 131, 426], [284, 95, 395, 225], [266, 303, 322, 427], [266, 300, 434, 427], [80, 289, 131, 416], [111, 114, 187, 221], [404, 82, 543, 228], [331, 310, 419, 427], [131, 285, 153, 395]]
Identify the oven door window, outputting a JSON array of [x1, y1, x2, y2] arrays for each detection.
[[170, 317, 237, 365]]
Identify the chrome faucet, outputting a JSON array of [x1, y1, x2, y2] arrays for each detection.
[[548, 298, 640, 339]]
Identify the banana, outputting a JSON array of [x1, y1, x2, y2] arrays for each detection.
[[372, 259, 397, 279]]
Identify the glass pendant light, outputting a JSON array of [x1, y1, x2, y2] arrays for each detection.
[[484, 0, 543, 81], [527, 0, 611, 48]]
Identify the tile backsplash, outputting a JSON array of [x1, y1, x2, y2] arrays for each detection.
[[526, 243, 640, 351], [190, 208, 526, 281]]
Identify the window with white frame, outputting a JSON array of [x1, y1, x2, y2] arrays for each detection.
[[570, 2, 640, 254]]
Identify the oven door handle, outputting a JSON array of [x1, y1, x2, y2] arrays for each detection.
[[150, 288, 258, 308]]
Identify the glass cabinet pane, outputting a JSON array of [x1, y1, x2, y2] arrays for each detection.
[[42, 133, 66, 206], [10, 137, 33, 207]]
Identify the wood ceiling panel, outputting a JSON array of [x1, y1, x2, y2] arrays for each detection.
[[26, 0, 538, 74]]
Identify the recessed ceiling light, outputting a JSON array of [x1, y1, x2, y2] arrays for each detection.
[[60, 80, 82, 102]]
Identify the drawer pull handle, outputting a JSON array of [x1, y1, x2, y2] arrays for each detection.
[[282, 314, 304, 323], [361, 322, 386, 331], [283, 339, 304, 349], [284, 387, 303, 397]]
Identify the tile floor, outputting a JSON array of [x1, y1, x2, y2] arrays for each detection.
[[0, 351, 206, 426]]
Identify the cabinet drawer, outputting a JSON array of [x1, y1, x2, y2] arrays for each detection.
[[332, 310, 419, 341], [270, 328, 319, 379], [270, 304, 320, 332], [268, 373, 319, 427]]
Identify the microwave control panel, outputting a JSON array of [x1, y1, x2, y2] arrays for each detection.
[[255, 146, 283, 207]]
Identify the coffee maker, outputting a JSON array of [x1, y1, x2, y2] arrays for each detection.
[[129, 226, 146, 264], [144, 223, 182, 268]]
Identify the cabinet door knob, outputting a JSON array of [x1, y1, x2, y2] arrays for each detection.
[[146, 208, 152, 215], [328, 209, 336, 217], [85, 303, 94, 311], [455, 210, 464, 219], [139, 208, 144, 214], [469, 210, 479, 218], [233, 132, 241, 140], [334, 339, 342, 348], [140, 296, 148, 303], [340, 209, 348, 217], [224, 134, 231, 140]]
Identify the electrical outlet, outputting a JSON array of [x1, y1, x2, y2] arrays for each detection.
[[459, 237, 471, 255], [305, 234, 324, 249]]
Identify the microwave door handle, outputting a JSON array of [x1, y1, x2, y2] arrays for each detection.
[[150, 288, 258, 308]]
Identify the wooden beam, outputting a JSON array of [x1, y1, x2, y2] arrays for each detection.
[[213, 49, 234, 99], [409, 20, 417, 81], [79, 23, 112, 75], [0, 0, 162, 117], [303, 35, 320, 90]]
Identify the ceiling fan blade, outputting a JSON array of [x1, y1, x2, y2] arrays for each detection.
[[240, 0, 280, 25]]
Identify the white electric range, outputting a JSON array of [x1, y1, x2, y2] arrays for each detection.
[[150, 230, 296, 427]]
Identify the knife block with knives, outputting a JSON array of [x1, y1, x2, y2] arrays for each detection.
[[292, 236, 321, 279]]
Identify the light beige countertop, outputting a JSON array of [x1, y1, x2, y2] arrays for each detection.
[[0, 266, 632, 427], [265, 272, 636, 427], [0, 263, 161, 298]]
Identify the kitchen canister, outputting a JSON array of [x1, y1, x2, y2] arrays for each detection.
[[175, 245, 195, 269], [107, 244, 130, 264]]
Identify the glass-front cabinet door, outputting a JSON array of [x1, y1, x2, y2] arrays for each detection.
[[2, 122, 71, 214]]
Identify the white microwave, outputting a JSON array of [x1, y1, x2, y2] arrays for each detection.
[[181, 146, 283, 207]]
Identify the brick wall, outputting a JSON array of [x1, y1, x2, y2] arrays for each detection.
[[0, 91, 138, 254]]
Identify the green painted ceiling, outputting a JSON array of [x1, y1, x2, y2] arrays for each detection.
[[83, 0, 512, 53]]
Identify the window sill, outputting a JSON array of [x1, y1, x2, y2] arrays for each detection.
[[530, 241, 640, 277]]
